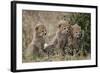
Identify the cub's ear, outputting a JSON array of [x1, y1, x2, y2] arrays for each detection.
[[71, 24, 74, 29], [70, 25, 73, 30], [58, 20, 65, 28], [69, 25, 73, 35], [35, 26, 39, 31], [58, 23, 62, 28]]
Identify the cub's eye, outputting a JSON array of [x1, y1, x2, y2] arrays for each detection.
[[42, 30, 44, 32], [64, 27, 66, 29]]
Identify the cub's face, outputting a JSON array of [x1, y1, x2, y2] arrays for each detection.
[[58, 21, 70, 35], [35, 24, 47, 38], [72, 24, 81, 39]]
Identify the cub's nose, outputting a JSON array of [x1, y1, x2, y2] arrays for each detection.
[[77, 33, 80, 36], [77, 33, 81, 39], [66, 29, 69, 33], [67, 30, 69, 33]]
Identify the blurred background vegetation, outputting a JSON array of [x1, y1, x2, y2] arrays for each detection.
[[22, 10, 91, 62]]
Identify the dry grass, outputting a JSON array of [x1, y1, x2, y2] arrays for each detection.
[[22, 53, 91, 63]]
